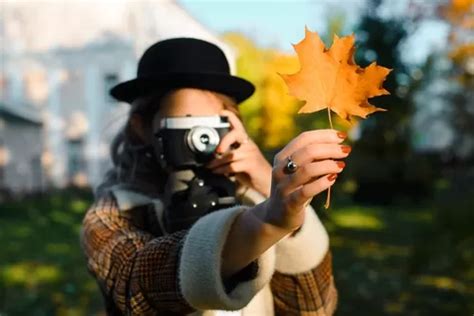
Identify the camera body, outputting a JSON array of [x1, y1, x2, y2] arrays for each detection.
[[153, 115, 238, 233], [154, 115, 230, 170]]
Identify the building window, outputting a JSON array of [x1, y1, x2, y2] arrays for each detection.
[[104, 73, 119, 103], [67, 138, 84, 183]]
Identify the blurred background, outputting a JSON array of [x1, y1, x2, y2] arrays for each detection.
[[0, 0, 472, 314]]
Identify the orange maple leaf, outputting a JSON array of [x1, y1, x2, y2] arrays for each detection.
[[280, 27, 392, 122]]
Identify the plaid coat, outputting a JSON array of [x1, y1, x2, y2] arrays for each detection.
[[80, 185, 338, 315]]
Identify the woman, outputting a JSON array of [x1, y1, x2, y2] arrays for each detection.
[[80, 37, 348, 315]]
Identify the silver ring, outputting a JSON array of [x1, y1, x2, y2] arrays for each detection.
[[284, 155, 298, 174]]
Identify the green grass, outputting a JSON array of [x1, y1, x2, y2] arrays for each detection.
[[1, 189, 473, 315], [0, 189, 103, 315], [317, 200, 474, 315]]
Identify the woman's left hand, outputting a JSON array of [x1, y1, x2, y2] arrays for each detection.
[[204, 109, 272, 198]]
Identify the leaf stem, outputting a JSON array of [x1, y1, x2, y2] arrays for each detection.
[[325, 107, 333, 209], [327, 106, 333, 129]]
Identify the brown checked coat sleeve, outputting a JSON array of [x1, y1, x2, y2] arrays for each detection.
[[80, 194, 196, 315], [270, 250, 338, 315]]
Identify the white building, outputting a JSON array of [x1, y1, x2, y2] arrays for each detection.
[[0, 0, 236, 192], [0, 102, 43, 194]]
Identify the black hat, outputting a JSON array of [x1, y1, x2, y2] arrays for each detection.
[[109, 37, 255, 105]]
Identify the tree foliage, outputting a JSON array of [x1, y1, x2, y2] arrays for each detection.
[[222, 32, 301, 151]]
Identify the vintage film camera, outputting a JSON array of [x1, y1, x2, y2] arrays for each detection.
[[153, 115, 239, 233], [154, 114, 231, 170]]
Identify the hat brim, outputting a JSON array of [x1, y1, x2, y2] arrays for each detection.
[[109, 72, 255, 105]]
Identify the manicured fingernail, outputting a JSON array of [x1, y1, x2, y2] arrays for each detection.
[[327, 173, 338, 181], [337, 131, 347, 139], [341, 145, 352, 153], [336, 161, 345, 168]]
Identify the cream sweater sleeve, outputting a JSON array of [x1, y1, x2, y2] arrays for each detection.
[[240, 187, 329, 274], [178, 204, 276, 311]]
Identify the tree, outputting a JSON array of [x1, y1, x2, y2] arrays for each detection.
[[222, 33, 302, 155], [438, 0, 474, 160], [346, 0, 431, 203]]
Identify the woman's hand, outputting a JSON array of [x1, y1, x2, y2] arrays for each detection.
[[204, 109, 272, 198], [219, 128, 350, 278], [263, 129, 350, 232]]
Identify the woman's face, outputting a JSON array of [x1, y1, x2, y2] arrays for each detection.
[[130, 88, 238, 144], [151, 88, 236, 135]]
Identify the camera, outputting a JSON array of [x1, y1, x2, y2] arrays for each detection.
[[153, 115, 230, 170], [153, 114, 238, 233]]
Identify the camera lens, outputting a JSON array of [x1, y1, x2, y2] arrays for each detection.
[[200, 134, 210, 144], [186, 126, 220, 154]]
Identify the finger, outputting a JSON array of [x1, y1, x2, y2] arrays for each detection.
[[286, 173, 338, 212], [272, 144, 350, 182], [220, 109, 246, 133], [211, 160, 247, 175], [279, 160, 345, 196], [206, 144, 254, 168], [217, 128, 248, 153], [206, 149, 248, 169], [275, 129, 347, 165], [282, 143, 351, 172]]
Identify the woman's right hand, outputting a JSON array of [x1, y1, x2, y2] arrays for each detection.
[[262, 129, 351, 233]]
